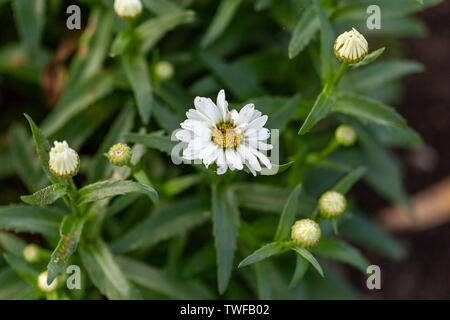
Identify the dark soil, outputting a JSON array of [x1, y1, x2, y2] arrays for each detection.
[[349, 1, 450, 300]]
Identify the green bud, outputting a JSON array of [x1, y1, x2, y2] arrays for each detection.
[[107, 143, 132, 167], [335, 125, 357, 146], [154, 61, 174, 82], [319, 191, 347, 219]]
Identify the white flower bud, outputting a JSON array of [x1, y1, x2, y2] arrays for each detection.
[[107, 143, 132, 167], [319, 191, 347, 219], [23, 244, 40, 263], [334, 28, 368, 64], [38, 271, 58, 293], [291, 219, 321, 248], [114, 0, 143, 19], [49, 141, 80, 178], [335, 125, 357, 146], [154, 61, 174, 82]]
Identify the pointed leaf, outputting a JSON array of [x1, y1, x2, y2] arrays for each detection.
[[274, 184, 303, 241], [313, 0, 335, 83], [299, 86, 337, 135], [288, 4, 318, 59], [291, 246, 324, 277], [21, 184, 67, 207], [238, 242, 283, 268], [289, 255, 309, 288]]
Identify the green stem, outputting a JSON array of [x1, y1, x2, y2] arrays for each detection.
[[331, 62, 349, 88], [65, 178, 80, 217]]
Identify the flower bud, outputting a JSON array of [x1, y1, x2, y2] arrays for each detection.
[[154, 61, 174, 82], [38, 271, 58, 293], [23, 244, 40, 263], [107, 143, 132, 167], [114, 0, 143, 19], [291, 219, 321, 248], [334, 28, 368, 64], [49, 141, 80, 178], [335, 125, 357, 146], [319, 191, 347, 219]]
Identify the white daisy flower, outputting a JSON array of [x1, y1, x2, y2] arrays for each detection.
[[49, 141, 80, 178], [114, 0, 143, 19], [334, 27, 368, 64], [176, 90, 272, 176]]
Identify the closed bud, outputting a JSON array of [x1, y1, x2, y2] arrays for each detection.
[[49, 141, 80, 178], [291, 219, 321, 248], [107, 143, 132, 167], [154, 61, 174, 82], [335, 125, 357, 146], [38, 271, 58, 293], [319, 191, 347, 219], [23, 244, 40, 263], [114, 0, 143, 19], [334, 28, 368, 64]]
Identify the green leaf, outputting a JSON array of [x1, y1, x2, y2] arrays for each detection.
[[111, 197, 209, 254], [348, 60, 424, 92], [274, 184, 303, 241], [0, 150, 15, 179], [298, 86, 337, 135], [117, 256, 213, 299], [289, 255, 309, 287], [291, 246, 324, 277], [351, 47, 385, 69], [212, 185, 239, 294], [21, 184, 67, 207], [333, 93, 408, 128], [199, 51, 264, 101], [238, 242, 283, 268], [288, 4, 318, 59], [79, 238, 142, 300], [260, 161, 294, 176], [124, 132, 177, 154], [24, 114, 62, 186], [40, 73, 115, 136], [12, 0, 45, 56], [255, 260, 271, 299], [0, 268, 37, 300], [332, 166, 367, 194], [153, 99, 183, 133], [201, 0, 243, 48], [0, 205, 63, 237], [136, 10, 195, 54], [163, 174, 204, 196], [141, 0, 182, 15], [66, 8, 113, 85], [122, 53, 152, 124], [266, 94, 301, 131], [0, 232, 27, 257], [311, 238, 370, 273], [46, 215, 85, 285], [313, 0, 335, 83], [9, 123, 42, 191], [109, 29, 133, 58], [3, 254, 39, 286], [89, 103, 135, 182], [77, 180, 158, 205], [254, 0, 272, 11]]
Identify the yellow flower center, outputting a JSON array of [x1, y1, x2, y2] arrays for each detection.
[[211, 121, 243, 149]]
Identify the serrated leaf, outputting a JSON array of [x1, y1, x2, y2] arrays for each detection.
[[299, 86, 337, 135], [0, 205, 63, 237], [79, 238, 142, 300], [77, 180, 158, 205], [111, 197, 209, 254], [333, 92, 408, 128], [201, 0, 243, 48], [212, 185, 239, 294], [117, 256, 213, 299], [238, 242, 283, 268], [274, 184, 303, 241], [311, 238, 370, 273], [46, 215, 84, 285], [291, 246, 324, 277], [122, 53, 152, 124], [21, 184, 67, 207], [24, 114, 62, 186]]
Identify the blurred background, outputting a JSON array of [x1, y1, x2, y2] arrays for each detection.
[[0, 0, 448, 299]]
